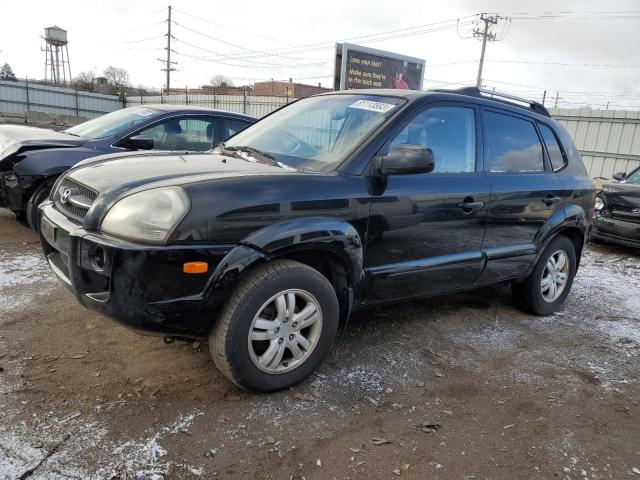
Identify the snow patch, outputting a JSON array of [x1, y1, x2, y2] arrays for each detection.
[[0, 248, 57, 312]]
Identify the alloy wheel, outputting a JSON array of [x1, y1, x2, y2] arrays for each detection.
[[248, 289, 323, 374], [540, 249, 570, 303]]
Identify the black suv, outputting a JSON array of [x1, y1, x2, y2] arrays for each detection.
[[38, 88, 595, 392]]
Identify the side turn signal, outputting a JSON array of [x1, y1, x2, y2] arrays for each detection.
[[183, 261, 209, 274]]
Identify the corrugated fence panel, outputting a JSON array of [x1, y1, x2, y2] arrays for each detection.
[[0, 80, 122, 118], [550, 107, 640, 180]]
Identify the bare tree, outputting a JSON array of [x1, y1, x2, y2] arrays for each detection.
[[209, 74, 234, 88], [74, 70, 97, 91], [103, 66, 130, 89]]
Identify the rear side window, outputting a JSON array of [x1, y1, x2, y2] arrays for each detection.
[[485, 111, 544, 172], [538, 123, 567, 170], [223, 118, 252, 140]]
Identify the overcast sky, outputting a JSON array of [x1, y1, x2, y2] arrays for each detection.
[[1, 0, 639, 109]]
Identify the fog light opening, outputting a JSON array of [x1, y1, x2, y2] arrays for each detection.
[[90, 245, 109, 272]]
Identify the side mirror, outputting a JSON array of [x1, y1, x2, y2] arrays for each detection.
[[377, 144, 435, 176], [119, 135, 154, 150], [612, 172, 627, 182]]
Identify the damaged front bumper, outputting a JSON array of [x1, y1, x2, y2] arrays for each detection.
[[38, 201, 253, 338], [593, 214, 640, 248], [0, 171, 36, 211]]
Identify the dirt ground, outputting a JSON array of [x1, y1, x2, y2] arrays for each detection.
[[1, 208, 639, 480]]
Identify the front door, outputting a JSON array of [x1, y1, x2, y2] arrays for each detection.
[[132, 116, 221, 151], [363, 104, 490, 304], [478, 108, 565, 284]]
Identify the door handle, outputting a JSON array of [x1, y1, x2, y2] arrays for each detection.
[[458, 200, 484, 213], [543, 195, 562, 206]]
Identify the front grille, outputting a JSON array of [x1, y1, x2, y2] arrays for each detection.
[[55, 178, 98, 221], [611, 208, 640, 224]]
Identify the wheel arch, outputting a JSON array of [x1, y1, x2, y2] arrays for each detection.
[[207, 217, 364, 321], [532, 203, 588, 268]]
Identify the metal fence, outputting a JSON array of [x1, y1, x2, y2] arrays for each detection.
[[124, 93, 292, 118], [0, 79, 123, 118], [550, 108, 640, 179], [1, 80, 639, 180]]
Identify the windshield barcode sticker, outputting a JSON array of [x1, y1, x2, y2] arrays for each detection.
[[349, 99, 396, 113]]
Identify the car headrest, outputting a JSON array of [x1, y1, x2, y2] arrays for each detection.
[[206, 123, 214, 140], [164, 121, 182, 134]]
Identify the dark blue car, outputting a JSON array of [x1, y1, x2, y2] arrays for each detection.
[[0, 105, 255, 229]]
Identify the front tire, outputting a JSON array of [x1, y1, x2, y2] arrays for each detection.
[[512, 235, 577, 315], [210, 260, 339, 392], [26, 183, 53, 231]]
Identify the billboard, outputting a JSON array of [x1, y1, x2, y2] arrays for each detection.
[[334, 43, 425, 91]]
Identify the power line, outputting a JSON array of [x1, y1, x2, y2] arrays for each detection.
[[173, 50, 327, 69], [170, 10, 476, 62], [171, 7, 285, 43], [484, 78, 640, 96], [172, 37, 323, 66], [173, 21, 310, 61], [124, 34, 166, 44], [486, 59, 640, 69]]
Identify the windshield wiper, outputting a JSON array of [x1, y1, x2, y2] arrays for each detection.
[[217, 143, 283, 166]]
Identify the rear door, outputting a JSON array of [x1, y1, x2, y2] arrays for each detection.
[[222, 117, 254, 141], [363, 102, 490, 303], [478, 108, 565, 284]]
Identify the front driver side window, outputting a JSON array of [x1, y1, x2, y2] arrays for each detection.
[[135, 117, 217, 151], [390, 106, 476, 173]]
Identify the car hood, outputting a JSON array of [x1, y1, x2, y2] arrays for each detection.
[[0, 125, 86, 167], [67, 151, 290, 195], [601, 182, 640, 210]]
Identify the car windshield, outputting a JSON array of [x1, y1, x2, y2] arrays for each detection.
[[222, 94, 405, 171], [624, 168, 640, 184], [64, 107, 160, 139]]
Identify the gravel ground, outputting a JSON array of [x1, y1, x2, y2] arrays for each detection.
[[1, 207, 639, 480]]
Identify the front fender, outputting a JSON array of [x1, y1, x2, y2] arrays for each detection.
[[13, 147, 101, 177], [242, 216, 364, 284], [205, 217, 364, 295]]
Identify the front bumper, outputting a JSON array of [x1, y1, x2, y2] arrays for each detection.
[[593, 214, 640, 248], [38, 202, 242, 337], [0, 172, 36, 211]]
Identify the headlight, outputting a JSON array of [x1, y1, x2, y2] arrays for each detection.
[[594, 196, 605, 211], [101, 187, 190, 244]]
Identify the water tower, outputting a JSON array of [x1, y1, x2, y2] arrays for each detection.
[[43, 26, 71, 85]]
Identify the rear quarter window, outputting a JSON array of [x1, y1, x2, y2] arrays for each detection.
[[552, 122, 588, 176], [538, 123, 567, 171], [484, 111, 544, 172]]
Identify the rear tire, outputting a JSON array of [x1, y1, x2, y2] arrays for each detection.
[[210, 259, 339, 392], [512, 235, 577, 315], [25, 183, 52, 232]]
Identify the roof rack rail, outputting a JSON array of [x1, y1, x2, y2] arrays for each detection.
[[432, 86, 550, 118]]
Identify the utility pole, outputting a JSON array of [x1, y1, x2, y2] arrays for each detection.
[[473, 14, 500, 87], [157, 5, 176, 94], [542, 90, 547, 106], [554, 91, 560, 108]]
